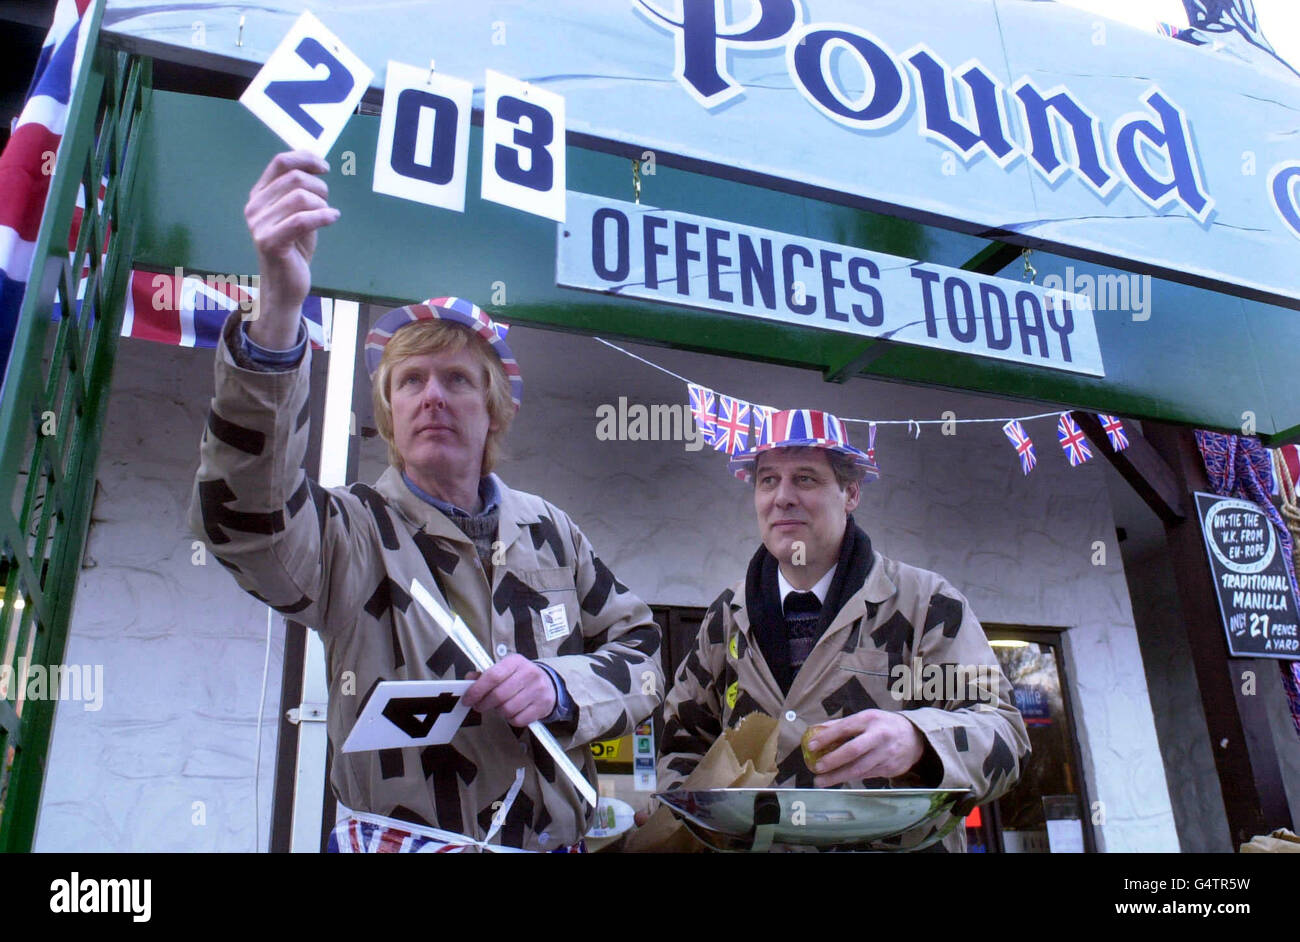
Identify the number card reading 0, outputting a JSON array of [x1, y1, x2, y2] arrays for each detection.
[[342, 680, 473, 753], [240, 10, 374, 157], [373, 61, 473, 212], [480, 69, 567, 222]]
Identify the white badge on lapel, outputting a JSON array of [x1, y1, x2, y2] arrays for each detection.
[[540, 603, 569, 641]]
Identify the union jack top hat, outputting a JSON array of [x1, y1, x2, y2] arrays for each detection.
[[364, 296, 522, 407], [728, 409, 880, 483]]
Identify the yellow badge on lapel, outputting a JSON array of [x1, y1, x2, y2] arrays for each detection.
[[728, 632, 739, 659], [725, 680, 739, 710]]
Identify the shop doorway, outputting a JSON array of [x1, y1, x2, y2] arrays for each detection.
[[970, 626, 1096, 853]]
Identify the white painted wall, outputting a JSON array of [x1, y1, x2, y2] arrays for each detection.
[[34, 316, 1179, 851], [33, 334, 286, 852]]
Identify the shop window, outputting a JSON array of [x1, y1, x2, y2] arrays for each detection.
[[970, 626, 1096, 853]]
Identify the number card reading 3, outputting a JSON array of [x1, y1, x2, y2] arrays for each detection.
[[480, 69, 566, 222], [374, 61, 473, 212], [240, 10, 373, 158]]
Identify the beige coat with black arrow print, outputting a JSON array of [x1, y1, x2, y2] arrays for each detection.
[[658, 547, 1030, 852], [189, 314, 663, 851]]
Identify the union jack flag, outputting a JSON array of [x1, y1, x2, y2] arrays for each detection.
[[54, 270, 331, 350], [0, 0, 92, 389], [1002, 419, 1036, 474], [687, 383, 718, 445], [1097, 413, 1129, 452], [712, 394, 751, 454], [752, 404, 776, 447], [1057, 412, 1093, 467]]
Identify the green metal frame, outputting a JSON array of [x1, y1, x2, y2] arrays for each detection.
[[0, 1, 149, 851]]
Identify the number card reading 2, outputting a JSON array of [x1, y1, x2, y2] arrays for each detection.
[[480, 69, 566, 222], [374, 62, 473, 212], [341, 680, 473, 753], [240, 10, 373, 158]]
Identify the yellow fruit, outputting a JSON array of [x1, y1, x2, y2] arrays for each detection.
[[801, 724, 830, 770]]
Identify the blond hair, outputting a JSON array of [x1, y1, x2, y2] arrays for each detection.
[[371, 319, 515, 475]]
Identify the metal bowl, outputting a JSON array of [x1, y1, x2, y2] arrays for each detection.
[[653, 787, 969, 852]]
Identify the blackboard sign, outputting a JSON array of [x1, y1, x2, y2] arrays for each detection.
[[1194, 493, 1300, 659]]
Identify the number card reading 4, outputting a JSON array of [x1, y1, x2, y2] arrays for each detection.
[[374, 62, 473, 212], [481, 69, 567, 222], [342, 680, 473, 753], [240, 10, 373, 158]]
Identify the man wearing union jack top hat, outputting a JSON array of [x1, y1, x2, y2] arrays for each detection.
[[189, 151, 662, 852], [655, 409, 1030, 851]]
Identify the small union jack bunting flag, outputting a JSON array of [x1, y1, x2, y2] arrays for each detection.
[[752, 404, 776, 447], [1057, 412, 1093, 467], [687, 383, 718, 445], [712, 394, 751, 454], [1097, 413, 1129, 452], [1002, 419, 1036, 474]]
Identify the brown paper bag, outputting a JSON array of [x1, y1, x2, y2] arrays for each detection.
[[623, 713, 780, 853]]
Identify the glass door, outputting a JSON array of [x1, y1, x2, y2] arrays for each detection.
[[967, 626, 1096, 853]]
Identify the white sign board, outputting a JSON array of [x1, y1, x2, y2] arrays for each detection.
[[558, 193, 1104, 376]]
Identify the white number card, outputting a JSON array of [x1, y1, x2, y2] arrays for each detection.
[[240, 10, 374, 157], [373, 61, 473, 212], [480, 69, 566, 222]]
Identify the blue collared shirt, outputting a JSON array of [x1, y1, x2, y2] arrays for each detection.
[[240, 318, 308, 367], [400, 472, 501, 518]]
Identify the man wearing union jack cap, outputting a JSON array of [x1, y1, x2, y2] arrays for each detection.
[[189, 151, 662, 852], [655, 409, 1029, 851]]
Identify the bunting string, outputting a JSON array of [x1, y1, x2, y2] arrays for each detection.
[[592, 337, 1071, 428]]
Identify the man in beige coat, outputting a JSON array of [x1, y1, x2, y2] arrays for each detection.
[[656, 409, 1029, 851], [190, 151, 662, 852]]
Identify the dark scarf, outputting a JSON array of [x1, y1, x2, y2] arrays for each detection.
[[745, 517, 874, 695]]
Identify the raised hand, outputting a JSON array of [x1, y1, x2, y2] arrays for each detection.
[[244, 150, 339, 348]]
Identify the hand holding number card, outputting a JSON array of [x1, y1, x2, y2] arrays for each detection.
[[481, 69, 567, 222], [240, 11, 373, 157]]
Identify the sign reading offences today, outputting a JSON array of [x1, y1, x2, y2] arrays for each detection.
[[558, 193, 1103, 376], [1195, 493, 1300, 659]]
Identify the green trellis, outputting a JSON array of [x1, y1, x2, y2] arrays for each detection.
[[0, 3, 148, 852]]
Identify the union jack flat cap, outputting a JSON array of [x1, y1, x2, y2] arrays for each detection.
[[364, 296, 522, 407], [728, 408, 879, 483]]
